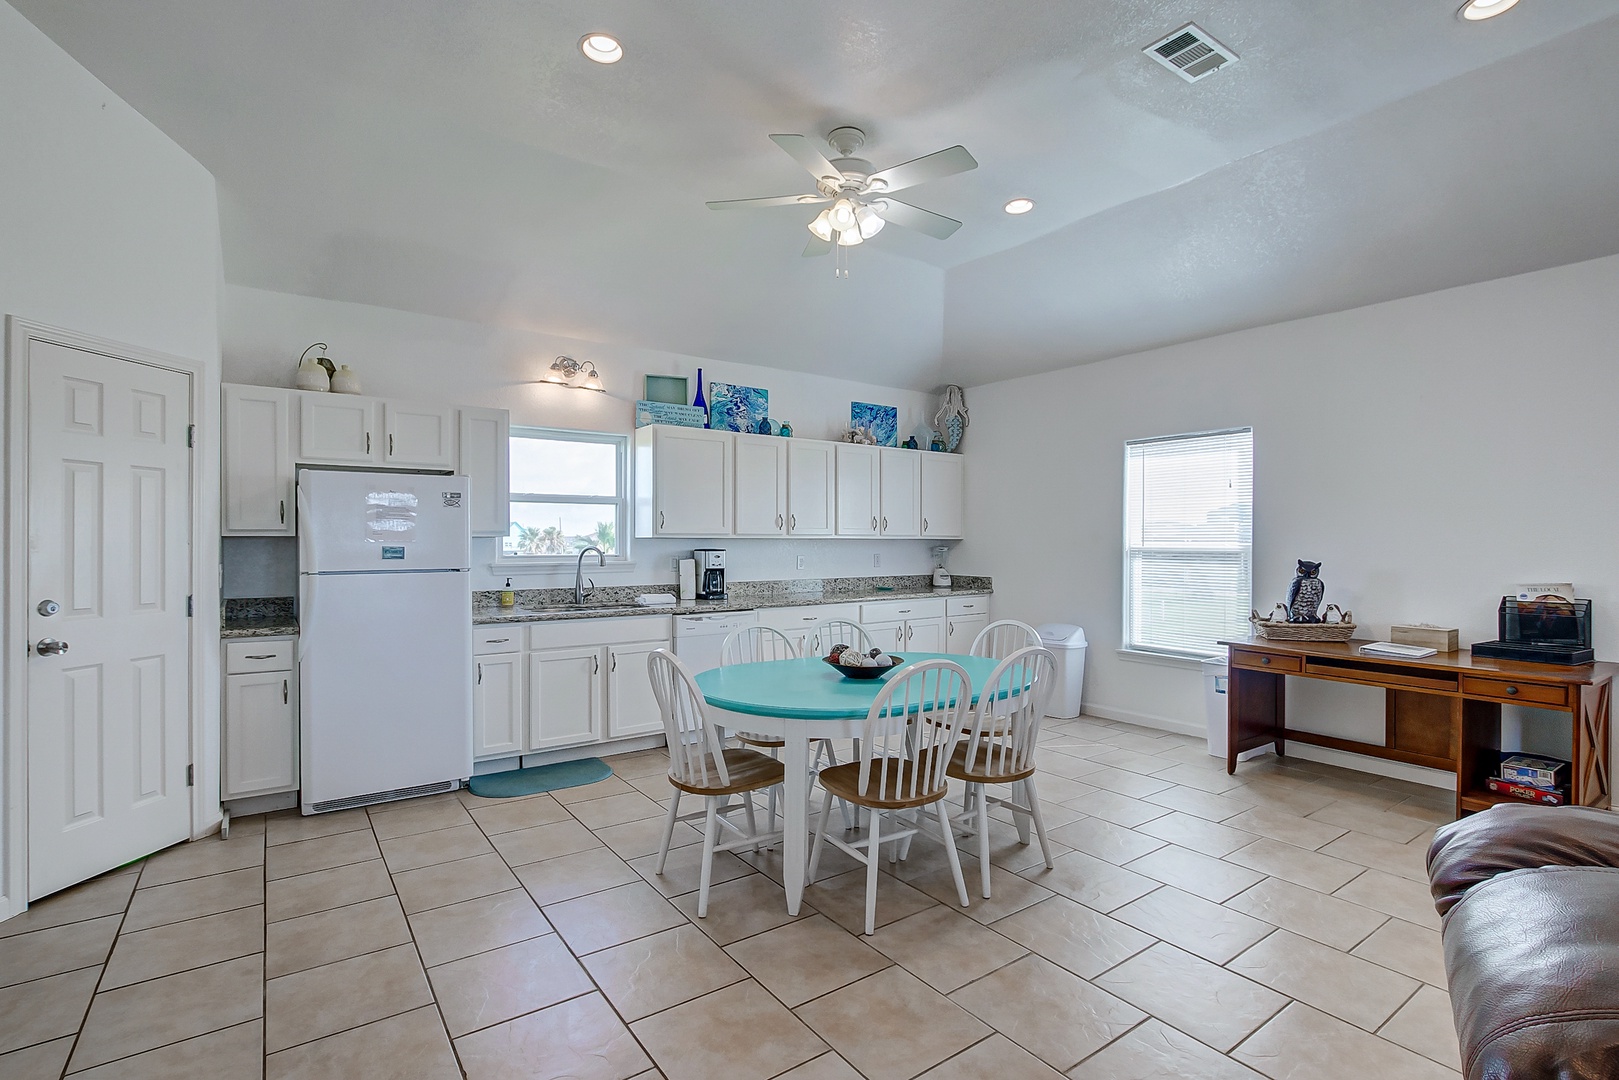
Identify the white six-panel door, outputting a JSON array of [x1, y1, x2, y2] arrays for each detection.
[[26, 340, 193, 899]]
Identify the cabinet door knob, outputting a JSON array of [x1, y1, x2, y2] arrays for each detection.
[[789, 514, 796, 530], [477, 662, 482, 685], [923, 518, 929, 532], [611, 653, 617, 672], [1260, 656, 1271, 665], [366, 432, 371, 454], [592, 655, 599, 674], [777, 513, 784, 530], [659, 511, 665, 529], [279, 499, 285, 524], [389, 434, 394, 456], [872, 516, 877, 532], [283, 679, 289, 704], [1506, 685, 1518, 696]]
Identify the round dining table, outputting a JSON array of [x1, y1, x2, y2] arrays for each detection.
[[694, 651, 1008, 915]]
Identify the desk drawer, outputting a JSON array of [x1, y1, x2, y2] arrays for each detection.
[[1231, 649, 1301, 674], [1460, 675, 1569, 708]]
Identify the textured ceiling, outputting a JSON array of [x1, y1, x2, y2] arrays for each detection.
[[14, 0, 1619, 388]]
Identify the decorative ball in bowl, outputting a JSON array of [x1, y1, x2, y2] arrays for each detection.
[[822, 646, 904, 680]]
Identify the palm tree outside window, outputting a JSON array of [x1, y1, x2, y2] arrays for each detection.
[[503, 428, 628, 560]]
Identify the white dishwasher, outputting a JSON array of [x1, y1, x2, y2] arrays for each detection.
[[673, 610, 758, 674]]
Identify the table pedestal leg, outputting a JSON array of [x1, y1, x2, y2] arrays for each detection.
[[782, 733, 810, 915]]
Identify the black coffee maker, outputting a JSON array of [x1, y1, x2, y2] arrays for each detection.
[[693, 549, 727, 600]]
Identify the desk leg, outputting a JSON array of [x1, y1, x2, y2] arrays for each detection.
[[1227, 666, 1286, 775], [781, 733, 810, 916]]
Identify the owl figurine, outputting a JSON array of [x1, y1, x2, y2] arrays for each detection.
[[1286, 560, 1325, 623]]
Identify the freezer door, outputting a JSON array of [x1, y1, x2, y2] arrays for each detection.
[[298, 469, 471, 573], [299, 570, 474, 811]]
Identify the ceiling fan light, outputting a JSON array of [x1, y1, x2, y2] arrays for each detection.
[[808, 210, 834, 241], [837, 228, 864, 247], [829, 198, 858, 232], [855, 204, 885, 239], [579, 33, 624, 63]]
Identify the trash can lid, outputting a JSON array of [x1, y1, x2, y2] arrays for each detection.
[[1201, 655, 1228, 672], [1035, 624, 1087, 648]]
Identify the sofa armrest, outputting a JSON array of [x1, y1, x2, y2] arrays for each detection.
[[1428, 803, 1619, 916]]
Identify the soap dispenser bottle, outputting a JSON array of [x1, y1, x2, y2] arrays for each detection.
[[500, 578, 516, 608]]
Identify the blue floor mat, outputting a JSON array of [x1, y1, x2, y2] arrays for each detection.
[[467, 758, 613, 799]]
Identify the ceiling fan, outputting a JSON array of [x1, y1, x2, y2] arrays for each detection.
[[707, 127, 978, 260]]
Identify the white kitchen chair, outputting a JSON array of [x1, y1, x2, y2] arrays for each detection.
[[720, 626, 849, 831], [648, 649, 785, 917], [809, 619, 877, 658], [809, 658, 973, 935], [948, 645, 1057, 897], [970, 619, 1042, 660]]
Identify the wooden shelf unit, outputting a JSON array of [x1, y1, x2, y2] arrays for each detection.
[[1221, 638, 1614, 818]]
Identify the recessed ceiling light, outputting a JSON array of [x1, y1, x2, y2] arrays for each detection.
[[1003, 198, 1035, 215], [1459, 0, 1520, 21], [579, 33, 623, 63]]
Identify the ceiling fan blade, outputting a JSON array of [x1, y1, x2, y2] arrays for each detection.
[[866, 145, 978, 194], [874, 198, 963, 239], [803, 235, 834, 257], [706, 194, 829, 210], [770, 134, 844, 185]]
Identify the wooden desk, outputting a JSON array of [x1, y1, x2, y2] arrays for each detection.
[[1220, 638, 1614, 817]]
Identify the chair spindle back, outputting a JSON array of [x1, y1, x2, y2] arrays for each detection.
[[855, 659, 971, 803], [720, 625, 800, 666], [647, 648, 729, 789], [962, 646, 1056, 777]]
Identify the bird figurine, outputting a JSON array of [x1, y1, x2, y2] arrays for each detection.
[[1287, 560, 1325, 623]]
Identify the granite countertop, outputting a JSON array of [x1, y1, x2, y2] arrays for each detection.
[[222, 616, 299, 639], [471, 584, 990, 625]]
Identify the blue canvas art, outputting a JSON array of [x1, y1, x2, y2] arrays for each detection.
[[708, 382, 769, 433], [851, 402, 899, 447]]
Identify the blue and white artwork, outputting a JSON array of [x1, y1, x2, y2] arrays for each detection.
[[708, 382, 769, 433], [851, 402, 899, 447]]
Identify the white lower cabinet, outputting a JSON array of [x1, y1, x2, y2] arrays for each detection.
[[529, 645, 603, 751], [474, 650, 525, 759], [504, 615, 672, 756], [756, 602, 862, 657], [222, 638, 298, 800], [947, 613, 990, 653], [607, 642, 667, 738], [860, 598, 947, 655]]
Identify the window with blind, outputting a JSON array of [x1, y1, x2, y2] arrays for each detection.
[[1124, 428, 1253, 658]]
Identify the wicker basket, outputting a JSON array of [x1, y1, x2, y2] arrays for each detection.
[[1250, 603, 1356, 642]]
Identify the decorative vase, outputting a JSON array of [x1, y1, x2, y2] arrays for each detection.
[[330, 364, 361, 394], [294, 357, 331, 392], [692, 368, 708, 427]]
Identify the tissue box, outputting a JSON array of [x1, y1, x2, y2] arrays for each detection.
[[1389, 624, 1459, 653]]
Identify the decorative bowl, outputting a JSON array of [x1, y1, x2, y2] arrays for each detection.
[[823, 655, 904, 680]]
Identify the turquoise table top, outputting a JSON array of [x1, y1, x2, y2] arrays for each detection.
[[694, 652, 1007, 720]]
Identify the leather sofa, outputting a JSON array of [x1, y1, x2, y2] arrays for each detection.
[[1428, 803, 1619, 1079]]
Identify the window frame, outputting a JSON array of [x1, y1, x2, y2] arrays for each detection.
[[1121, 427, 1254, 661], [497, 426, 631, 567]]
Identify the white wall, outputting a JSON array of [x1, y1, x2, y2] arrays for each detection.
[[220, 284, 954, 592], [0, 0, 223, 915], [962, 252, 1619, 779]]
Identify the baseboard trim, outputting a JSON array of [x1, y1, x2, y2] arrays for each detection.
[[1082, 704, 1204, 738]]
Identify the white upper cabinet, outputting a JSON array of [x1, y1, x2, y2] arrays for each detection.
[[835, 443, 881, 537], [786, 440, 835, 536], [733, 433, 787, 537], [635, 426, 732, 537], [222, 384, 295, 535], [299, 393, 377, 463], [920, 453, 965, 540], [878, 448, 921, 538], [383, 401, 455, 469], [457, 407, 511, 537]]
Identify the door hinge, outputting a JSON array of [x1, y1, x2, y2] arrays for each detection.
[[187, 595, 194, 617], [187, 424, 195, 448], [186, 764, 194, 787]]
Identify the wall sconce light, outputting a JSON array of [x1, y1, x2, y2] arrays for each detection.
[[545, 356, 606, 392]]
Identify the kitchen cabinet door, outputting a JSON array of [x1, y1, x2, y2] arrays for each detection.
[[529, 646, 602, 750], [835, 444, 880, 536], [300, 393, 378, 463], [458, 407, 511, 537], [864, 619, 908, 653], [474, 652, 525, 759], [947, 613, 989, 654], [607, 641, 668, 738], [222, 384, 295, 535], [636, 426, 732, 537], [905, 615, 946, 654], [920, 453, 965, 540], [879, 449, 922, 537], [786, 440, 836, 536], [733, 433, 787, 537], [223, 670, 297, 799], [383, 401, 455, 470]]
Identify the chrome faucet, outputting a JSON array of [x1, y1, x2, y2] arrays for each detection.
[[574, 546, 606, 605]]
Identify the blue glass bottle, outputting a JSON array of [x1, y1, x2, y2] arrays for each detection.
[[692, 368, 708, 427]]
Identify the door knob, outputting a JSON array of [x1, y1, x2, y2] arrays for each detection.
[[35, 638, 69, 656], [37, 599, 60, 617]]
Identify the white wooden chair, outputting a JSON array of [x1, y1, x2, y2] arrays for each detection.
[[809, 619, 877, 657], [808, 659, 973, 934], [970, 619, 1042, 660], [948, 646, 1057, 897], [648, 648, 785, 917]]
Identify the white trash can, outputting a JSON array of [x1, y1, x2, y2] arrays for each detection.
[[1035, 624, 1087, 718], [1203, 656, 1267, 761]]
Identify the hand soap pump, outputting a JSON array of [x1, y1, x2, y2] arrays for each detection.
[[932, 546, 952, 591], [500, 577, 516, 608]]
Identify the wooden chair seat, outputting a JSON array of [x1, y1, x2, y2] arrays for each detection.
[[946, 741, 1035, 785], [819, 760, 947, 810], [736, 733, 787, 749], [669, 748, 785, 797]]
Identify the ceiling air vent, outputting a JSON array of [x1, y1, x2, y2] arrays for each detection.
[[1144, 23, 1239, 83]]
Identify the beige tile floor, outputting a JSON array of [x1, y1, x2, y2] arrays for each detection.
[[0, 717, 1463, 1079]]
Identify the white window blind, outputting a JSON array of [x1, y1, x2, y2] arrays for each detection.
[[1124, 428, 1253, 658]]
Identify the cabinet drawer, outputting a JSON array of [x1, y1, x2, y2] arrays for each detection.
[[861, 597, 946, 623], [946, 596, 988, 616], [224, 639, 294, 674], [1230, 648, 1301, 674], [1460, 675, 1570, 708], [528, 614, 673, 651], [475, 627, 522, 654]]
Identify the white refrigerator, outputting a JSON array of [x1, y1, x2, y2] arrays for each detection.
[[297, 469, 474, 814]]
